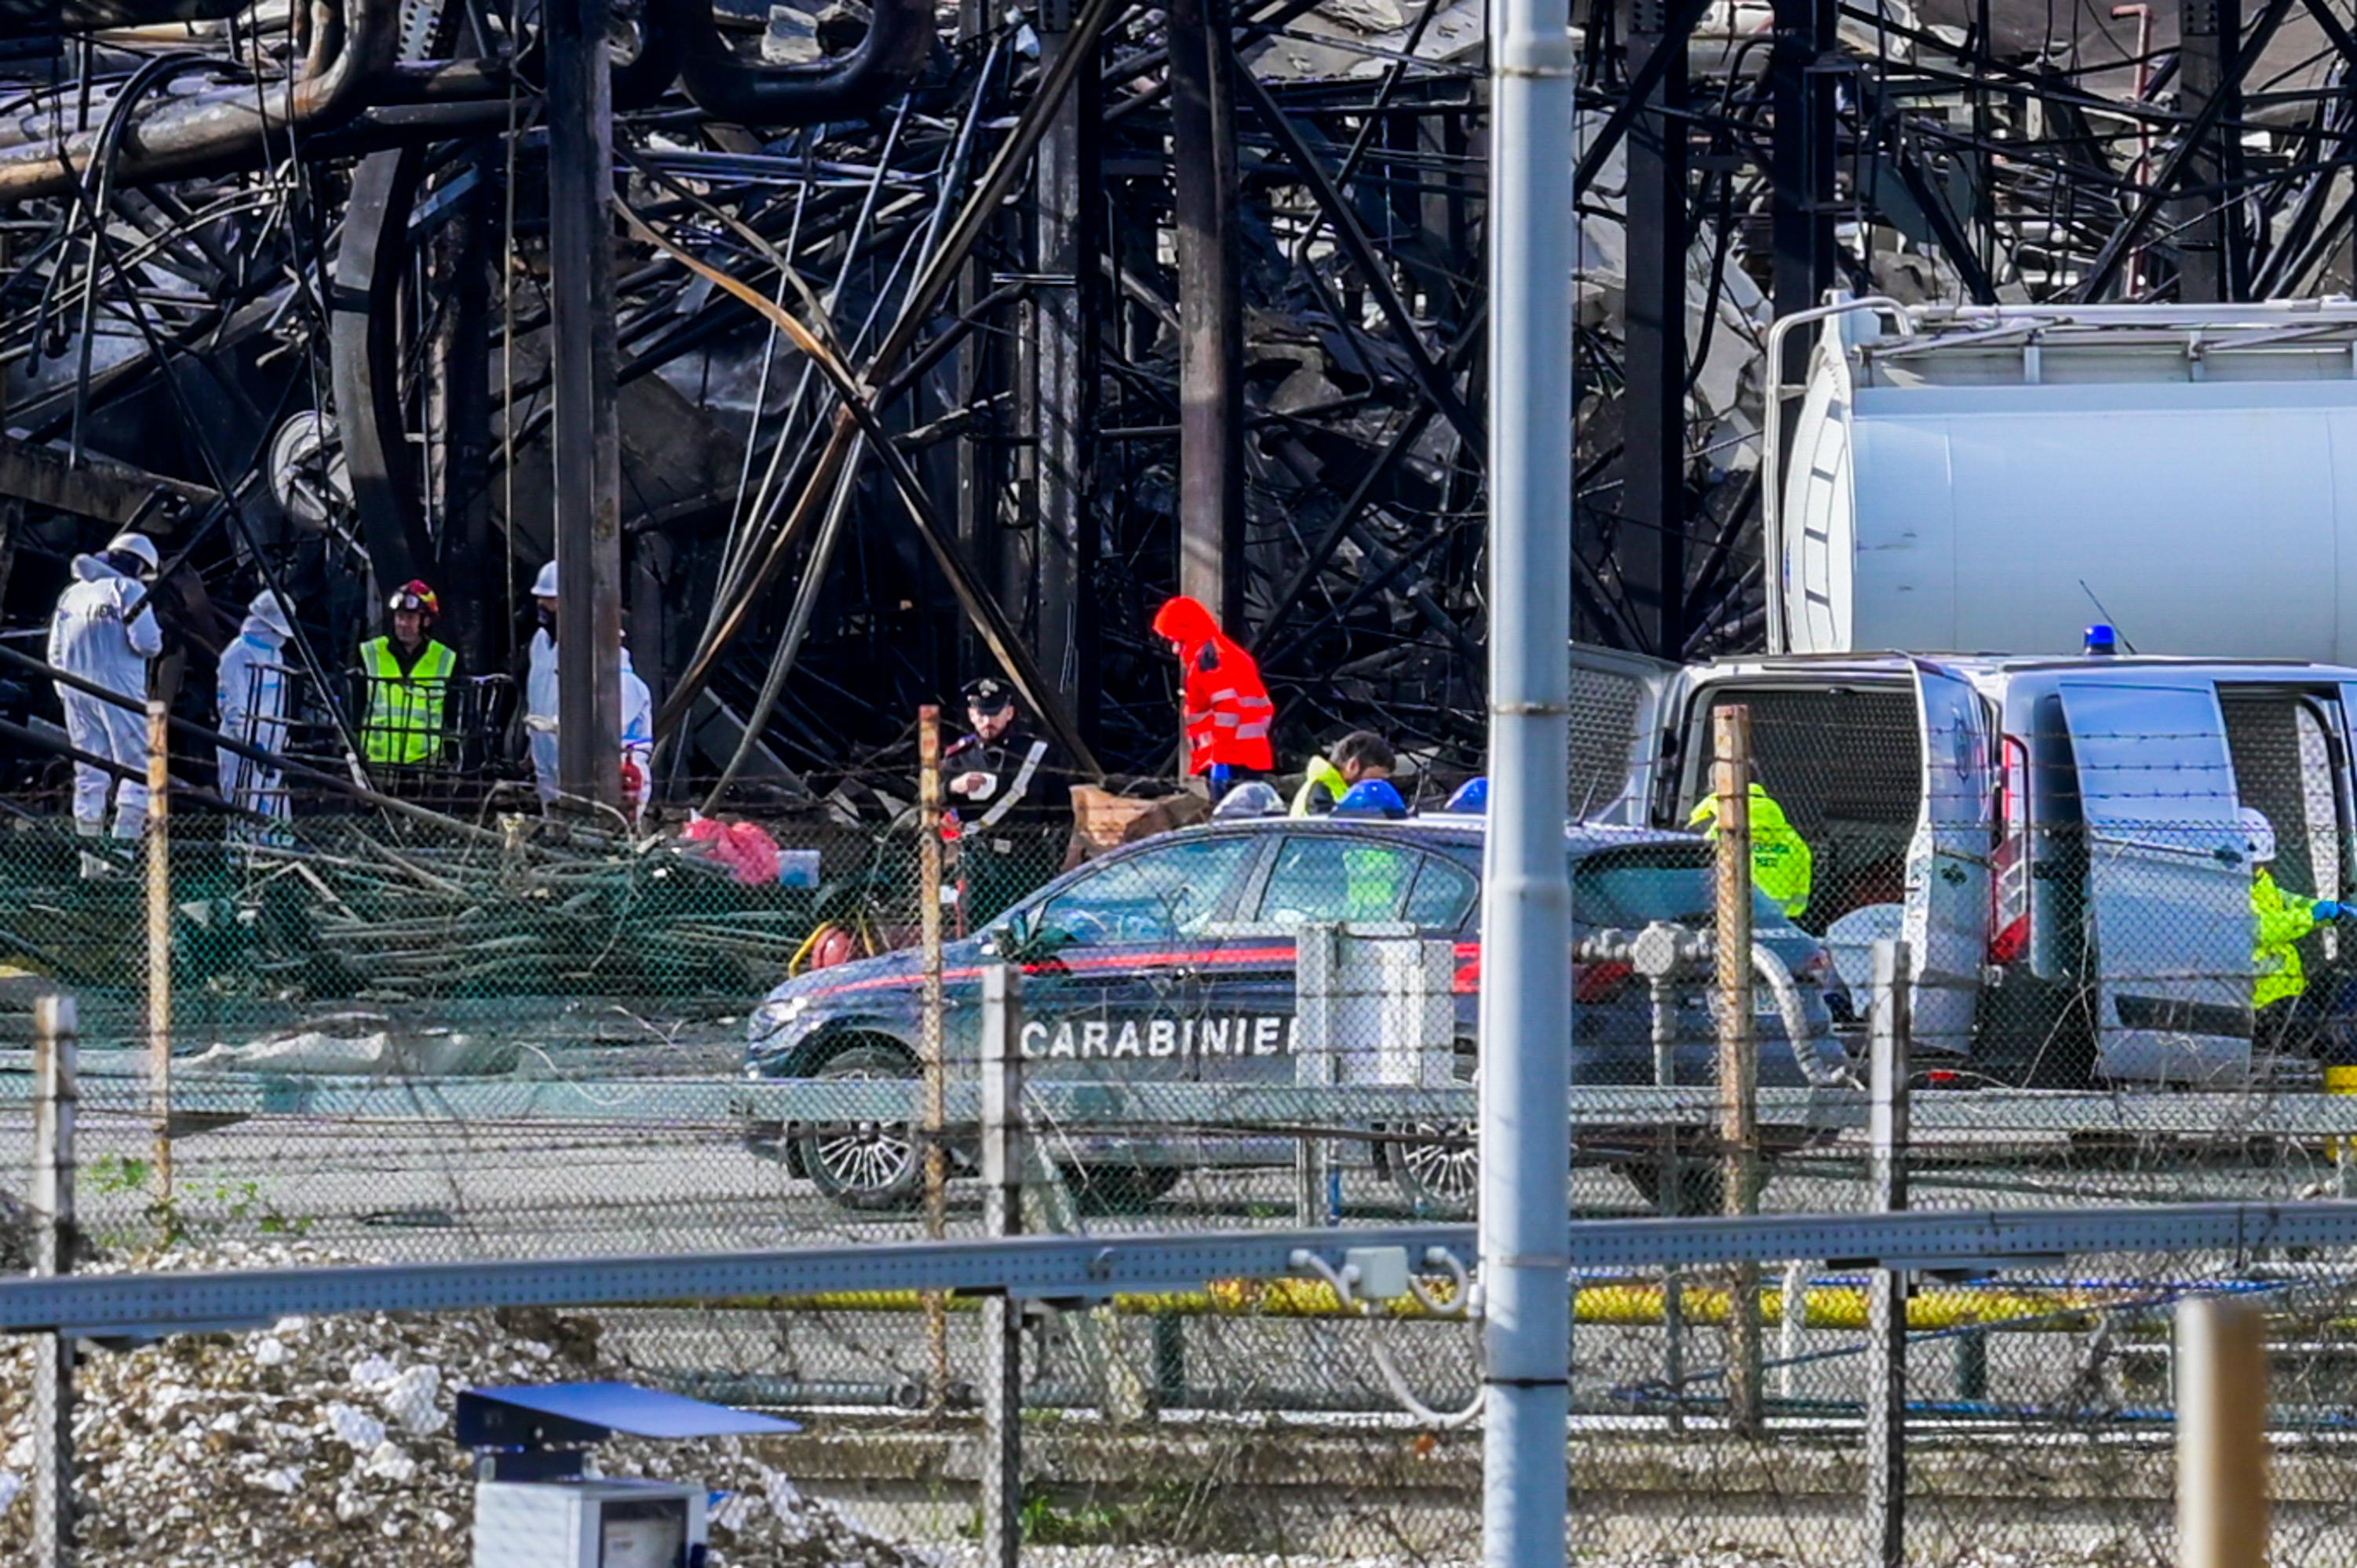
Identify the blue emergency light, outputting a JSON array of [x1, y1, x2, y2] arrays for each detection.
[[2083, 624, 2118, 656]]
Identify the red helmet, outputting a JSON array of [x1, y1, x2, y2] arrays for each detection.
[[387, 579, 440, 618]]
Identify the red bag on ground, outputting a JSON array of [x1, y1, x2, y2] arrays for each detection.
[[682, 815, 782, 887]]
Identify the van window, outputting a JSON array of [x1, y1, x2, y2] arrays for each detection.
[[1682, 685, 1923, 929], [2220, 691, 2345, 957]]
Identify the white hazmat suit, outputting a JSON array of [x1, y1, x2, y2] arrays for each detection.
[[215, 589, 294, 841], [525, 628, 654, 814], [49, 542, 163, 841]]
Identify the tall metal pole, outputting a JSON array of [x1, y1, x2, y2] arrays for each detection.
[[1481, 0, 1577, 1558], [548, 0, 623, 810], [144, 696, 170, 1208], [32, 994, 77, 1568]]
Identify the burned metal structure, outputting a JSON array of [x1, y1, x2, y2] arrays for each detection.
[[0, 0, 2353, 794]]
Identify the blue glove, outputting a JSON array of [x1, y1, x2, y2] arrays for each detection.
[[2316, 901, 2345, 921]]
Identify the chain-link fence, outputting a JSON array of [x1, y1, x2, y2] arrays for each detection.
[[8, 669, 2357, 1564]]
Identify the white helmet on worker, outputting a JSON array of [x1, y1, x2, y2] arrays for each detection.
[[2239, 806, 2276, 866], [532, 560, 560, 600], [104, 531, 159, 574]]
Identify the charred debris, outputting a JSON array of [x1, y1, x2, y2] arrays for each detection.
[[0, 0, 2349, 808]]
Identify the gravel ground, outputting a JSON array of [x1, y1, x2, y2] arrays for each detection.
[[0, 1242, 921, 1568]]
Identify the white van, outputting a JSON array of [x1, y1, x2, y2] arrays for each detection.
[[1569, 647, 2357, 1085]]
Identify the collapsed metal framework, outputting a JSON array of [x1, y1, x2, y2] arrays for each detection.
[[0, 0, 2352, 789]]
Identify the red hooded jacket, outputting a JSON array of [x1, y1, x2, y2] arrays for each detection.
[[1151, 595, 1275, 772]]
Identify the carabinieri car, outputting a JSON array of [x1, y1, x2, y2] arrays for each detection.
[[742, 815, 1848, 1213]]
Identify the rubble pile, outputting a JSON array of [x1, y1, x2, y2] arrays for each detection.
[[0, 1242, 922, 1568]]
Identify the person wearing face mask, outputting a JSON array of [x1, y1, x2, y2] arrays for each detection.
[[524, 560, 655, 819], [49, 531, 165, 873], [216, 588, 295, 846]]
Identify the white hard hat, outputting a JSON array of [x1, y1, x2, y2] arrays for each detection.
[[105, 532, 159, 572], [248, 589, 291, 637], [2240, 806, 2276, 866], [532, 560, 560, 599]]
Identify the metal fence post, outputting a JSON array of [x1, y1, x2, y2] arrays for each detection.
[[1295, 923, 1337, 1227], [2176, 1293, 2268, 1568], [918, 703, 949, 1410], [144, 696, 171, 1207], [979, 963, 1024, 1567], [1866, 939, 1910, 1568], [1713, 703, 1761, 1434], [1637, 921, 1686, 1431], [33, 994, 78, 1568], [1779, 1260, 1808, 1399]]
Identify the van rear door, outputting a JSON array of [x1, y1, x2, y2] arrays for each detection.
[[1567, 643, 1684, 825], [2057, 678, 2252, 1082], [1904, 659, 1993, 1058]]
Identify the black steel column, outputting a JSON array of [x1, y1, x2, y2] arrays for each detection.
[[1171, 0, 1246, 628], [1622, 0, 1688, 658], [434, 151, 494, 673], [1029, 2, 1099, 732], [548, 0, 622, 808], [1770, 0, 1837, 375], [955, 0, 998, 650], [2174, 0, 2245, 300]]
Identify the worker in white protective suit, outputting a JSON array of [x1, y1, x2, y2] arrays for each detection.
[[215, 588, 294, 846], [49, 531, 164, 870], [524, 560, 654, 821]]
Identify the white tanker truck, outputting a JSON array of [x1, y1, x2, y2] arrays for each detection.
[[1766, 296, 2357, 660], [1568, 299, 2357, 1087]]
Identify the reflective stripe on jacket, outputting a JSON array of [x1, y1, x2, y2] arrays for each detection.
[[1290, 756, 1348, 817], [1152, 596, 1275, 773], [361, 637, 455, 764], [1687, 782, 1814, 919], [2253, 868, 2315, 1010], [1179, 659, 1275, 773]]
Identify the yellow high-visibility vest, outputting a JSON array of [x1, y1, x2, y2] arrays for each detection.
[[361, 637, 455, 765], [1688, 782, 1814, 919], [2253, 868, 2316, 1010], [1290, 756, 1349, 817]]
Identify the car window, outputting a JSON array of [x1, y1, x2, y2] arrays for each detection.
[[1573, 844, 1791, 930], [1031, 837, 1260, 946], [1254, 837, 1423, 925], [1406, 856, 1479, 929]]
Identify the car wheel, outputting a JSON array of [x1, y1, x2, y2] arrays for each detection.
[[1388, 1121, 1477, 1215], [795, 1041, 924, 1212], [1056, 1163, 1182, 1215], [1383, 1041, 1480, 1216]]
